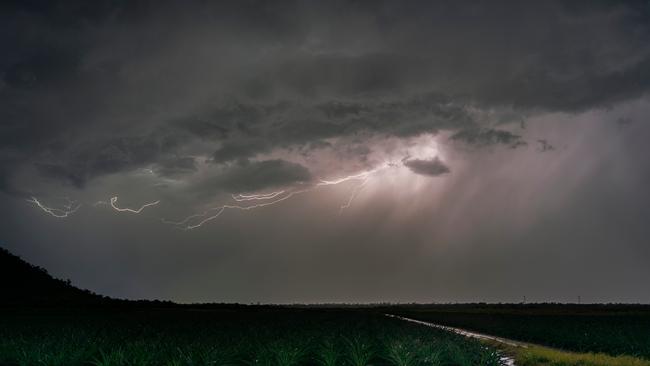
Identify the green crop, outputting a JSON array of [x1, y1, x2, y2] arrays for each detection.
[[0, 308, 502, 366]]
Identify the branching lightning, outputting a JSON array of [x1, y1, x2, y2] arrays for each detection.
[[316, 168, 379, 186], [163, 188, 312, 230], [232, 190, 286, 202], [25, 162, 397, 229], [164, 163, 391, 230], [27, 196, 81, 218], [108, 196, 160, 213], [339, 176, 370, 213]]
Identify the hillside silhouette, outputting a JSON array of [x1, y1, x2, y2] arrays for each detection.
[[0, 247, 106, 306], [0, 246, 221, 308]]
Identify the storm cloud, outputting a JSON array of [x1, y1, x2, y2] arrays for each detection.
[[403, 157, 450, 177], [195, 159, 311, 195], [1, 0, 649, 303], [3, 0, 650, 192]]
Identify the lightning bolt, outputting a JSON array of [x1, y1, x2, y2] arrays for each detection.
[[163, 188, 312, 230], [316, 169, 377, 186], [108, 196, 160, 213], [231, 190, 286, 202], [27, 196, 81, 218], [316, 165, 388, 213], [25, 163, 393, 227], [338, 176, 370, 213], [164, 163, 392, 230]]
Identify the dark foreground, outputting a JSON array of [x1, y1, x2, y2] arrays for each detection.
[[389, 304, 650, 360], [3, 305, 650, 366], [0, 307, 502, 366], [2, 248, 649, 365]]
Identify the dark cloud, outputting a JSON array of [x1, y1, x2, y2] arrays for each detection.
[[153, 156, 197, 178], [179, 94, 478, 165], [212, 139, 270, 164], [2, 0, 650, 193], [35, 163, 86, 188], [196, 159, 311, 194], [483, 57, 650, 111], [32, 132, 184, 188], [451, 128, 527, 149], [403, 156, 451, 177], [1, 0, 650, 304]]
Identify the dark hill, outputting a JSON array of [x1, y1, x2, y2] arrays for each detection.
[[0, 247, 105, 306]]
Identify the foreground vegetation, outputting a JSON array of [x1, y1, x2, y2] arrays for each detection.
[[3, 248, 649, 366], [501, 344, 650, 366], [0, 308, 503, 366], [393, 304, 650, 360]]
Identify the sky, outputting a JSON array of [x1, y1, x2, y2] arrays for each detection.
[[1, 0, 650, 304]]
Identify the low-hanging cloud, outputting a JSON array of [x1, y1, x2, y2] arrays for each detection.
[[403, 157, 451, 177]]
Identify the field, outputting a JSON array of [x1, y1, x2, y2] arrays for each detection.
[[3, 241, 649, 365], [506, 344, 650, 366], [390, 304, 650, 360], [0, 307, 502, 366], [3, 305, 650, 366]]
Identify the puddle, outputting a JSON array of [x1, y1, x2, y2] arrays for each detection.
[[386, 314, 522, 366]]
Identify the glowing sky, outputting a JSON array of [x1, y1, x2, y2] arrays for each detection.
[[1, 1, 650, 303]]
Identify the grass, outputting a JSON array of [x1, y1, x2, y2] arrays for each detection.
[[506, 345, 650, 366]]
